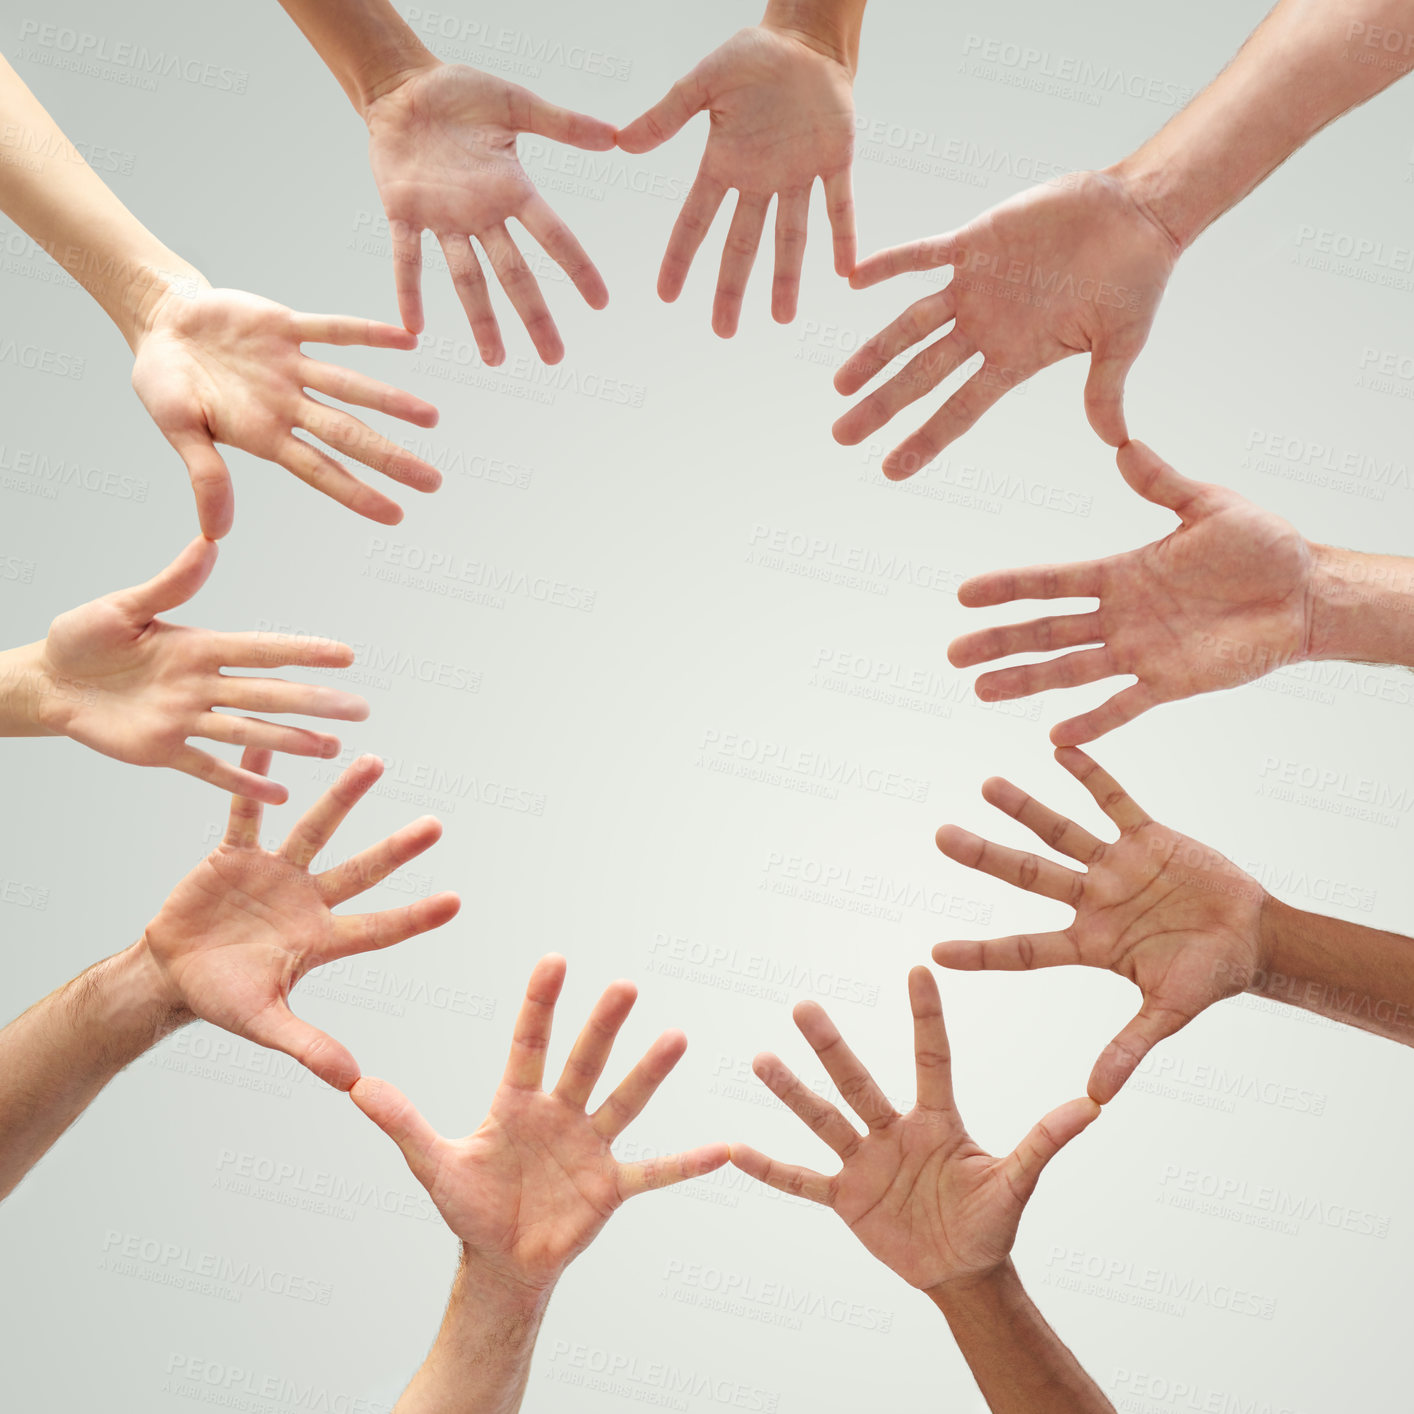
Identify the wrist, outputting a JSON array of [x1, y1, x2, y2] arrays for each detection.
[[457, 1246, 556, 1321], [1304, 542, 1414, 666], [0, 641, 63, 736], [762, 0, 864, 73], [1250, 894, 1297, 995], [924, 1257, 1017, 1314], [122, 260, 210, 354], [1102, 152, 1194, 256], [76, 942, 191, 1060], [353, 42, 441, 119]]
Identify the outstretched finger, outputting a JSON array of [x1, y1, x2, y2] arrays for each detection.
[[658, 169, 727, 302], [168, 429, 235, 540], [223, 746, 273, 846], [519, 195, 609, 310], [997, 1096, 1102, 1204], [849, 233, 959, 289], [793, 1001, 897, 1131], [1089, 1002, 1194, 1104], [1054, 747, 1151, 831], [956, 562, 1104, 609], [771, 186, 811, 325], [115, 536, 218, 622], [280, 754, 383, 867], [211, 675, 368, 723], [512, 88, 616, 149], [974, 647, 1117, 705], [833, 287, 957, 397], [931, 931, 1077, 973], [948, 612, 1103, 671], [242, 998, 360, 1090], [980, 777, 1103, 865], [1051, 683, 1159, 747], [501, 954, 567, 1090], [592, 1029, 689, 1140], [437, 233, 504, 366], [194, 712, 340, 761], [933, 824, 1082, 905], [881, 360, 1013, 479], [750, 1051, 861, 1158], [296, 401, 441, 494], [480, 223, 563, 364], [293, 312, 421, 350], [350, 1075, 443, 1185], [619, 1141, 730, 1198], [173, 744, 286, 805], [713, 193, 770, 338], [321, 891, 462, 964], [616, 70, 709, 153], [555, 980, 639, 1109], [832, 328, 977, 446], [389, 221, 426, 335], [300, 359, 438, 430], [317, 816, 444, 907], [823, 168, 857, 276], [1116, 439, 1213, 520], [729, 1143, 834, 1205], [274, 435, 404, 526], [907, 966, 956, 1113]]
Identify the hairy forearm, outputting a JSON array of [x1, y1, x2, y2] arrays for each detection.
[[0, 54, 203, 346], [0, 943, 187, 1200], [1304, 543, 1414, 669], [928, 1261, 1114, 1412], [763, 0, 867, 71], [395, 1253, 552, 1414], [275, 0, 439, 116], [1111, 0, 1414, 249], [1249, 896, 1414, 1044]]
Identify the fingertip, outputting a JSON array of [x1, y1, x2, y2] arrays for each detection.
[[750, 1051, 777, 1080]]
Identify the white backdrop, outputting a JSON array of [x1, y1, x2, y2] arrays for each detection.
[[2, 2, 1413, 1410]]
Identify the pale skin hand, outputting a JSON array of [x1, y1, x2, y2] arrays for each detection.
[[9, 537, 367, 803], [130, 285, 442, 537], [353, 954, 730, 1292], [733, 967, 1098, 1288], [617, 25, 858, 335], [934, 748, 1267, 1104], [364, 64, 615, 361], [142, 747, 461, 1089], [833, 172, 1178, 476], [950, 441, 1315, 745]]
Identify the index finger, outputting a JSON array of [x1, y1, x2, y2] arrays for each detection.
[[849, 233, 958, 289], [792, 1001, 897, 1131], [1055, 747, 1151, 832], [223, 746, 273, 847], [293, 312, 419, 350], [280, 755, 383, 868]]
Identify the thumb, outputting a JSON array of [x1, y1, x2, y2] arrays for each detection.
[[240, 1000, 360, 1091], [999, 1095, 1102, 1206], [349, 1075, 442, 1184], [616, 69, 708, 153], [1083, 350, 1135, 446], [169, 428, 235, 539], [115, 536, 218, 621], [1115, 439, 1209, 519], [1088, 1001, 1193, 1104]]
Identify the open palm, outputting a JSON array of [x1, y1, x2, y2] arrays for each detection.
[[365, 64, 614, 362], [353, 956, 728, 1293], [131, 284, 439, 536], [734, 967, 1098, 1290], [618, 25, 857, 333], [834, 171, 1177, 476], [950, 441, 1315, 744], [933, 747, 1267, 1103], [141, 749, 460, 1089]]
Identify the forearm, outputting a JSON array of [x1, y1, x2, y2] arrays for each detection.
[[928, 1262, 1114, 1412], [395, 1253, 551, 1414], [1304, 543, 1414, 669], [1111, 0, 1414, 249], [0, 54, 203, 347], [764, 0, 867, 72], [1250, 896, 1414, 1044], [275, 0, 439, 116], [0, 942, 186, 1200], [0, 641, 61, 737]]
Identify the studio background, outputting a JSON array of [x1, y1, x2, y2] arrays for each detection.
[[2, 2, 1412, 1409]]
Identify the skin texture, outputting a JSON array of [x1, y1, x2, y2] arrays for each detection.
[[143, 748, 461, 1089], [130, 285, 441, 536], [933, 748, 1266, 1104], [364, 64, 615, 360], [617, 24, 858, 335], [0, 538, 367, 802], [949, 441, 1316, 744], [833, 171, 1178, 475], [352, 956, 728, 1412]]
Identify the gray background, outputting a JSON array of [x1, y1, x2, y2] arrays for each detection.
[[2, 1, 1412, 1409]]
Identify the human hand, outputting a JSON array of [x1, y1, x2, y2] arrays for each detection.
[[352, 955, 728, 1295], [36, 538, 367, 803], [139, 749, 460, 1089], [617, 23, 856, 334], [833, 171, 1178, 476], [130, 282, 440, 537], [363, 63, 614, 361], [949, 441, 1315, 744], [933, 748, 1267, 1103], [733, 967, 1098, 1291]]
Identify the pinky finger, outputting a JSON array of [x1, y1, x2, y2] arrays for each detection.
[[619, 1142, 731, 1197], [172, 744, 287, 804], [1050, 683, 1158, 747], [728, 1144, 834, 1204]]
